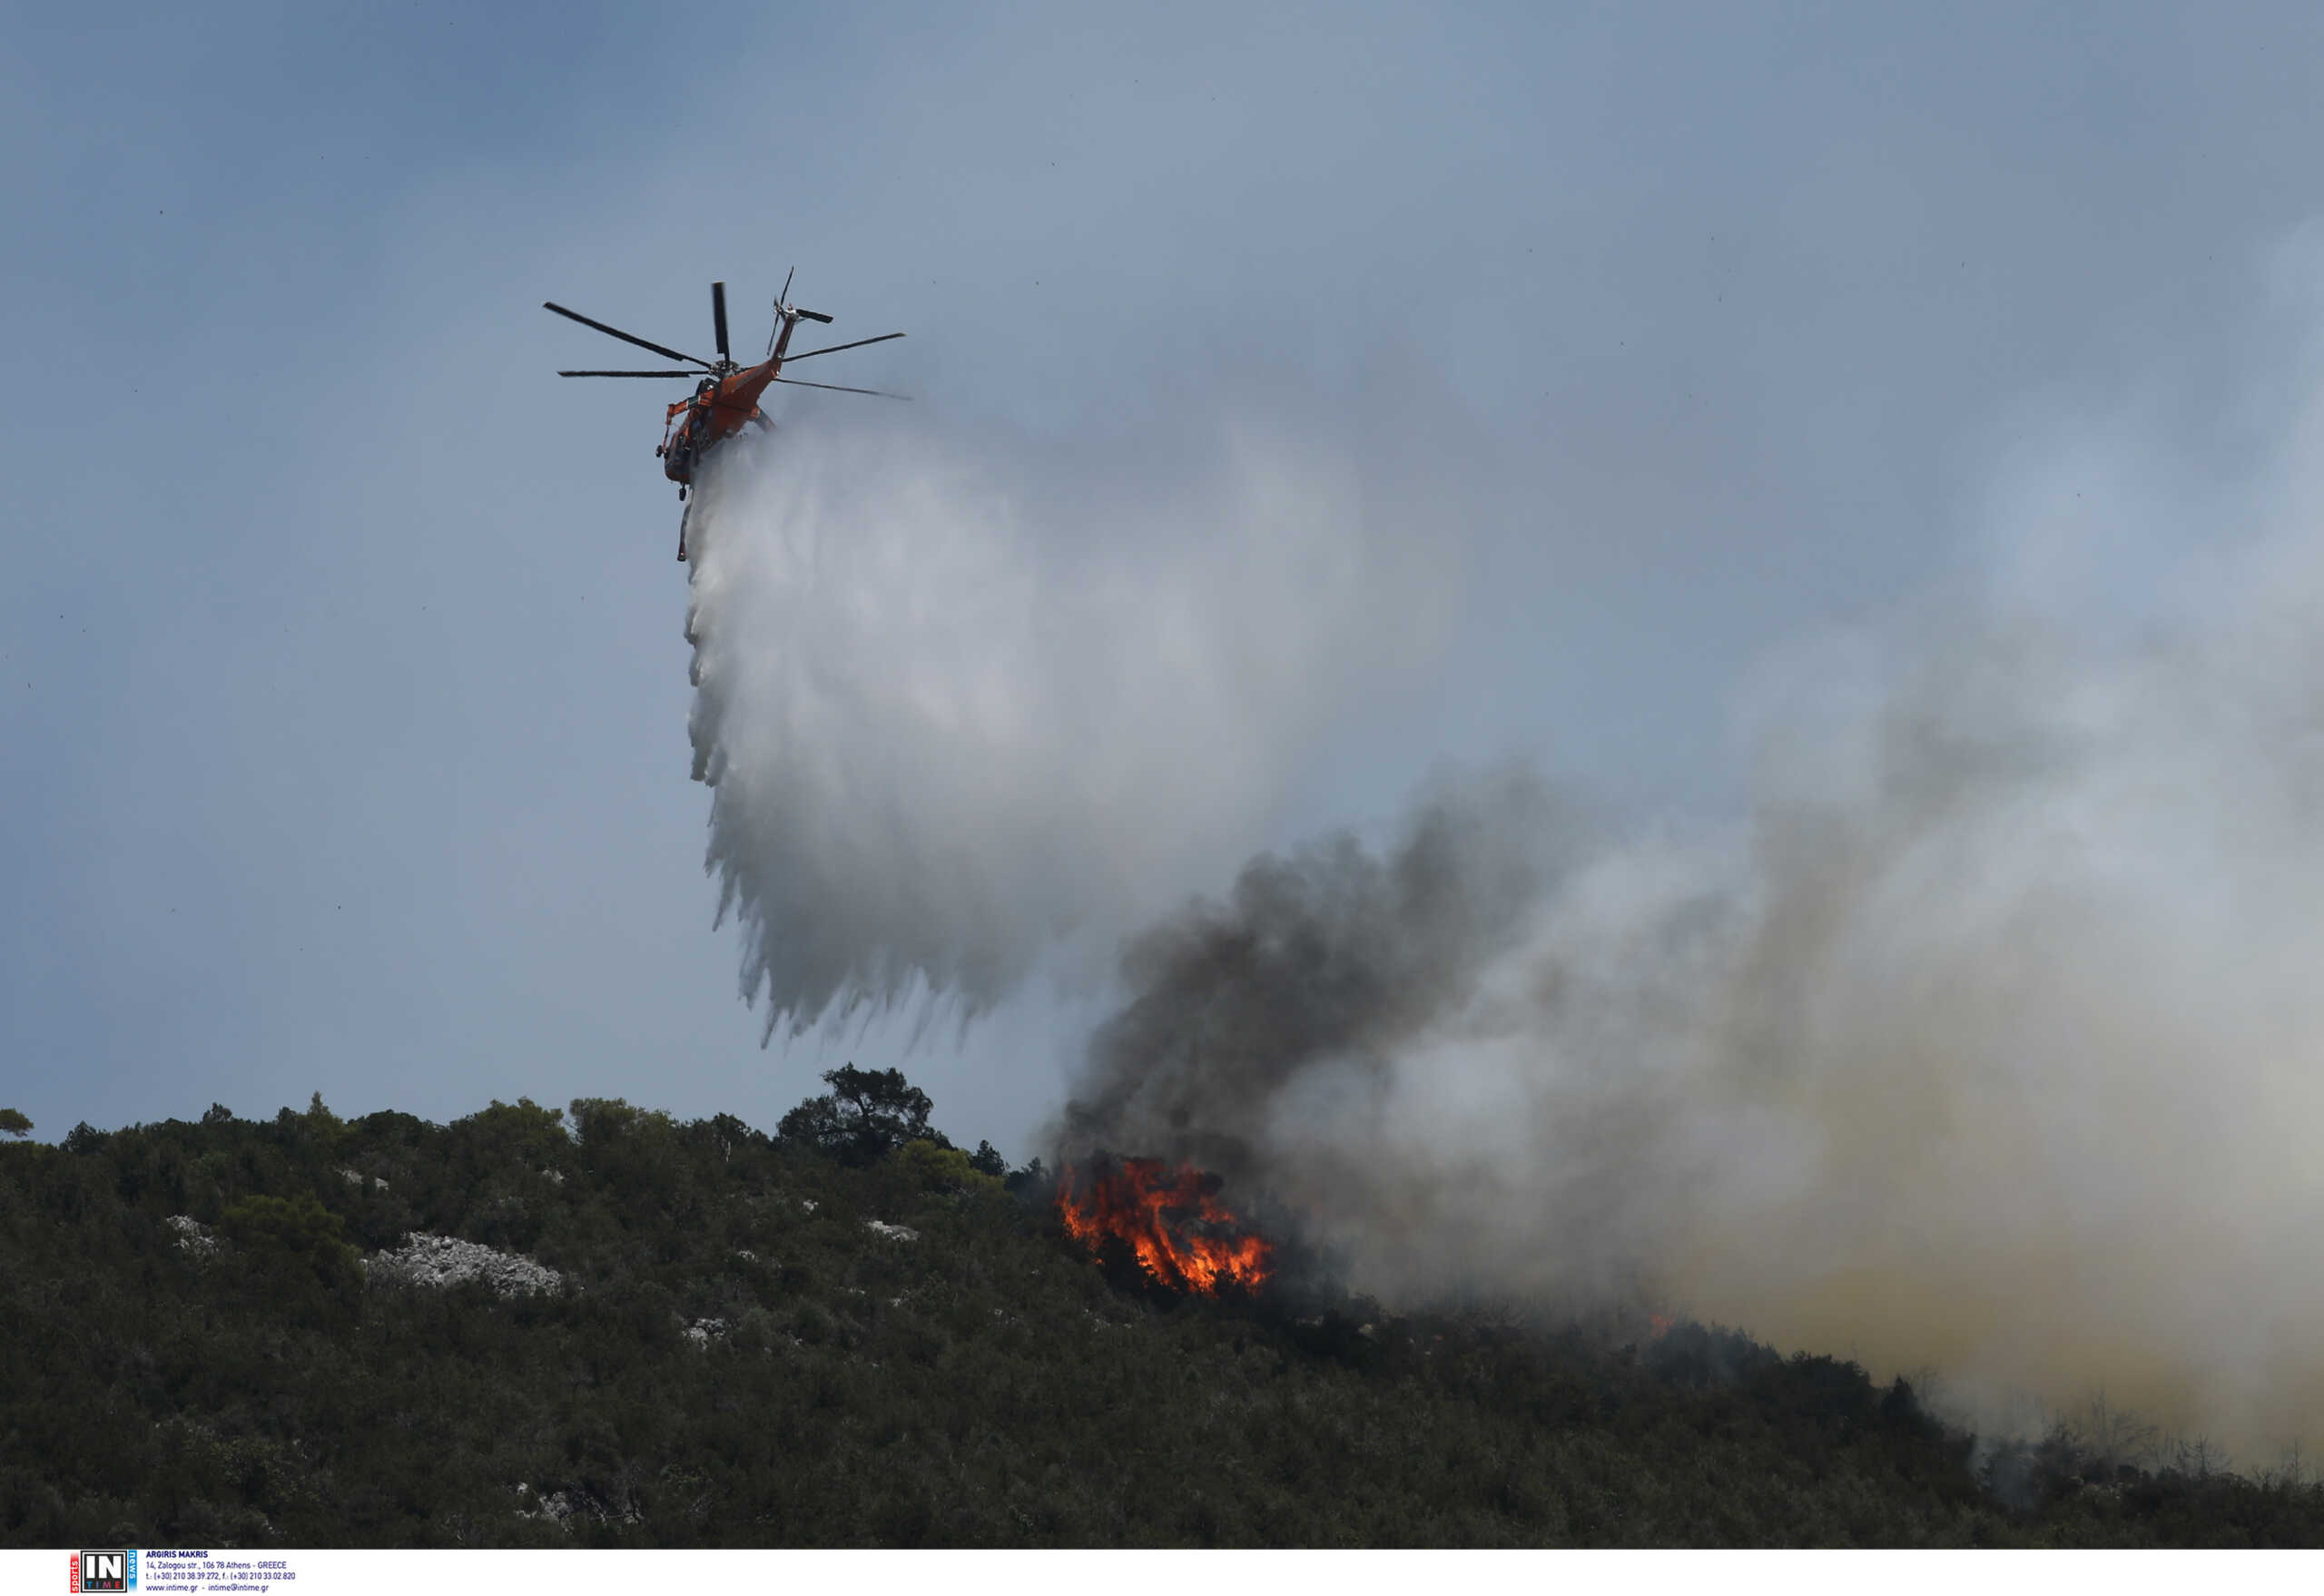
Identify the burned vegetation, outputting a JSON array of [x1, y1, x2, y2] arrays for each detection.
[[2, 1079, 2319, 1549]]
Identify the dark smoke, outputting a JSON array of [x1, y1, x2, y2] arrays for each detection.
[[1056, 765, 1734, 1315], [1061, 768, 1563, 1187]]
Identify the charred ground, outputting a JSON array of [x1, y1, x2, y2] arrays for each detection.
[[1, 1086, 2317, 1548]]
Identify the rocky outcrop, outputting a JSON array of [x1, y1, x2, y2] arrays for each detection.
[[364, 1233, 562, 1297], [513, 1482, 637, 1529], [166, 1215, 219, 1256]]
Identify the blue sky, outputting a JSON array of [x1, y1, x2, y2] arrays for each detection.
[[8, 3, 2324, 1156]]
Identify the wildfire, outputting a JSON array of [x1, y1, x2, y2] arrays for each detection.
[[1057, 1156, 1274, 1296]]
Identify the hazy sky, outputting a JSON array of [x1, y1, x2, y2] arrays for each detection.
[[8, 3, 2324, 1156]]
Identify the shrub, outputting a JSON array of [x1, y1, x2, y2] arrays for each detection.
[[218, 1193, 359, 1291]]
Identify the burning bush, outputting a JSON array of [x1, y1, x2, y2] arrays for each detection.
[[1057, 1154, 1273, 1296]]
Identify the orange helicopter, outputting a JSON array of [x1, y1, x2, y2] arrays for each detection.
[[546, 274, 907, 560]]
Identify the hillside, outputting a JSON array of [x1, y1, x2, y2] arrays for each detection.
[[2, 1089, 2319, 1548]]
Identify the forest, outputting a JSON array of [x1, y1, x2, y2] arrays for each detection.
[[2, 1075, 2319, 1548]]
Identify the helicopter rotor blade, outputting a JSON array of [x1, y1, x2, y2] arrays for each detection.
[[543, 301, 712, 369], [558, 369, 697, 378], [712, 281, 730, 361], [792, 308, 835, 324], [782, 331, 905, 362], [773, 376, 911, 399]]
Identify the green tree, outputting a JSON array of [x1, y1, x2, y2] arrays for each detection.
[[300, 1090, 345, 1140], [566, 1097, 671, 1146], [0, 1108, 30, 1138], [219, 1194, 359, 1290], [458, 1097, 572, 1167], [777, 1066, 942, 1166], [898, 1138, 1003, 1195]]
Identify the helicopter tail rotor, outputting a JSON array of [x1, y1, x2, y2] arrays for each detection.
[[768, 267, 798, 357]]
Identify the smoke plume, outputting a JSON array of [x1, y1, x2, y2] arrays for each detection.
[[683, 270, 2324, 1455], [1063, 320, 2324, 1456], [680, 386, 1464, 1035]]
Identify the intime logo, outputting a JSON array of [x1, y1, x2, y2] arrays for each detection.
[[70, 1550, 134, 1592]]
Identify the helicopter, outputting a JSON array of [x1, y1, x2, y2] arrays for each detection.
[[546, 274, 907, 560]]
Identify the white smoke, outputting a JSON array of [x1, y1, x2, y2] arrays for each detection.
[[680, 388, 1463, 1036], [1061, 258, 2324, 1458]]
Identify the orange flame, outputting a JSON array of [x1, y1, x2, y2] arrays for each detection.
[[1058, 1157, 1274, 1296]]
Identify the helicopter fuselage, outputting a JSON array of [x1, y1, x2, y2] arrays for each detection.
[[661, 360, 783, 485]]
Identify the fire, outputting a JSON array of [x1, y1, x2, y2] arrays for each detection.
[[1057, 1156, 1274, 1296]]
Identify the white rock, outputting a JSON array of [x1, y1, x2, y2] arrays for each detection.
[[166, 1215, 219, 1256], [516, 1487, 633, 1528], [864, 1220, 919, 1242], [364, 1232, 563, 1297], [683, 1316, 729, 1347]]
